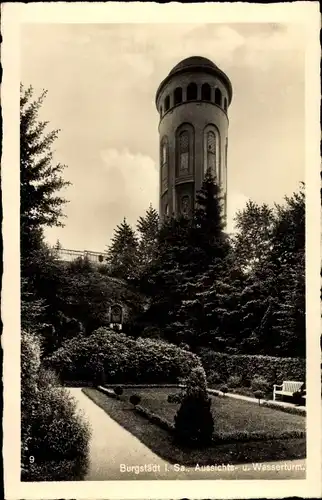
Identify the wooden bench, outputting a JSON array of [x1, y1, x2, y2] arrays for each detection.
[[273, 381, 304, 401]]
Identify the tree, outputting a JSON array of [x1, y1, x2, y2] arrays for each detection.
[[272, 251, 305, 357], [177, 170, 231, 346], [270, 183, 305, 269], [230, 184, 305, 357], [21, 277, 47, 333], [141, 214, 193, 336], [106, 218, 139, 281], [192, 168, 230, 272], [20, 84, 70, 259], [174, 366, 214, 446], [136, 204, 159, 276], [233, 200, 275, 273]]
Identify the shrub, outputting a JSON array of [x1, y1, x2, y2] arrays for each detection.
[[251, 375, 270, 394], [227, 375, 242, 388], [21, 331, 42, 467], [114, 386, 123, 397], [174, 367, 214, 447], [207, 370, 222, 386], [46, 328, 201, 385], [21, 330, 91, 481], [199, 348, 305, 387], [130, 394, 141, 406], [168, 393, 183, 404], [254, 390, 265, 405], [29, 385, 91, 463], [220, 385, 228, 396]]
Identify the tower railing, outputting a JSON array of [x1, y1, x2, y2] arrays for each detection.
[[53, 247, 106, 264]]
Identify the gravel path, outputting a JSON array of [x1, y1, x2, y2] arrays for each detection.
[[69, 388, 306, 481]]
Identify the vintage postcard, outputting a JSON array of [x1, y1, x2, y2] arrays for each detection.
[[2, 1, 321, 499]]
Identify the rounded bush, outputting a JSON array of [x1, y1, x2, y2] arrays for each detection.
[[129, 394, 141, 406], [251, 375, 270, 394], [29, 385, 91, 462], [227, 375, 242, 388], [114, 386, 123, 397], [254, 389, 265, 404], [221, 385, 228, 396], [46, 328, 201, 385]]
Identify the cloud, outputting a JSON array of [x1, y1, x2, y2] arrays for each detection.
[[100, 147, 159, 224]]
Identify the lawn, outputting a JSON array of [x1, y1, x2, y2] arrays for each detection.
[[82, 387, 306, 466], [131, 388, 305, 436]]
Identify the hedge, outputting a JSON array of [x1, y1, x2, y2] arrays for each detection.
[[262, 400, 306, 416], [46, 328, 201, 384], [198, 348, 306, 387]]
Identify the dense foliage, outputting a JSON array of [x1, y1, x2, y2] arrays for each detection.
[[21, 331, 91, 481], [198, 349, 306, 387], [130, 174, 305, 358], [45, 328, 202, 384]]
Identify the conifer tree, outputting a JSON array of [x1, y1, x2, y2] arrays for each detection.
[[174, 365, 214, 446], [192, 168, 230, 272], [141, 214, 192, 335], [106, 218, 139, 281], [177, 170, 231, 346], [136, 204, 159, 274], [20, 84, 70, 260]]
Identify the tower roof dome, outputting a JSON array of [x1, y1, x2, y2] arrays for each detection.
[[169, 56, 219, 76], [156, 55, 232, 107]]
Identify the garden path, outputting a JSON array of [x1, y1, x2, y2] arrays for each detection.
[[69, 388, 306, 481]]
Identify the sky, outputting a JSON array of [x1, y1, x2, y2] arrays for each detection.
[[21, 22, 306, 252]]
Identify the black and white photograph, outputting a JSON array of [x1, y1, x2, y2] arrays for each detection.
[[2, 2, 321, 499]]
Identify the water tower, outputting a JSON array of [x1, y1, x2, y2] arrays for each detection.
[[155, 56, 232, 222]]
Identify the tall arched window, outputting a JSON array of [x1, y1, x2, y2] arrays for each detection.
[[160, 137, 168, 191], [215, 88, 222, 106], [207, 131, 216, 174], [223, 97, 228, 112], [201, 83, 211, 101], [203, 125, 220, 180], [187, 82, 197, 101], [179, 132, 189, 174], [176, 123, 194, 178], [164, 95, 170, 112], [174, 87, 183, 105]]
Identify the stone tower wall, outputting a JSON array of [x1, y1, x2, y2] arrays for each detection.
[[156, 67, 230, 221]]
